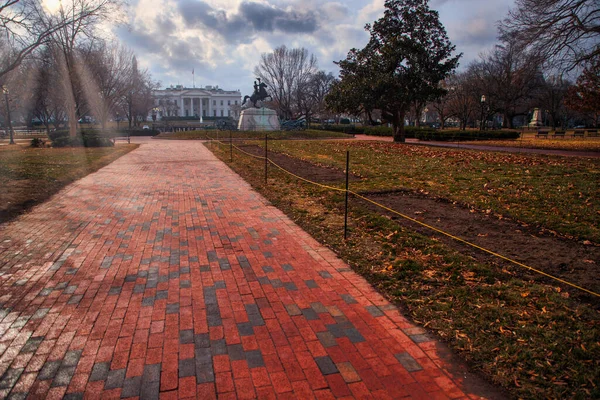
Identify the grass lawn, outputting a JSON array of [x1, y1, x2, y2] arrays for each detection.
[[259, 140, 600, 243], [157, 129, 353, 140], [0, 143, 138, 223], [208, 139, 600, 399]]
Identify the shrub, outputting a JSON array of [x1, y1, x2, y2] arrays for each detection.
[[48, 130, 70, 142], [52, 135, 83, 147], [81, 131, 114, 147], [50, 129, 114, 147], [310, 124, 365, 134], [30, 138, 46, 148]]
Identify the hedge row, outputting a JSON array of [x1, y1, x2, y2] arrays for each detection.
[[112, 129, 161, 137], [415, 130, 520, 141], [310, 124, 438, 138], [50, 130, 113, 147], [310, 124, 520, 141], [161, 116, 234, 122], [48, 129, 159, 147]]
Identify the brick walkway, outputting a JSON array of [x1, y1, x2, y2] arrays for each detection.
[[0, 140, 487, 399]]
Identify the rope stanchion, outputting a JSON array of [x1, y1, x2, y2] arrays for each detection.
[[210, 138, 600, 298]]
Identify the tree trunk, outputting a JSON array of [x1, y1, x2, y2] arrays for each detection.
[[69, 108, 77, 137], [393, 110, 406, 143]]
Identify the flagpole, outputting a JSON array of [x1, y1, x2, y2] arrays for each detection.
[[192, 68, 195, 88]]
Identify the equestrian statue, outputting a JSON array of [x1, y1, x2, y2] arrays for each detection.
[[242, 78, 272, 108]]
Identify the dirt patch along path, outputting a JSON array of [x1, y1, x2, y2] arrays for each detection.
[[237, 144, 361, 183], [242, 145, 600, 300], [360, 191, 600, 299]]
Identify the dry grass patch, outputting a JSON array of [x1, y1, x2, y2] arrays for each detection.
[[0, 143, 138, 223]]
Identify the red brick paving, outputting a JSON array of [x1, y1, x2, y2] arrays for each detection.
[[0, 139, 489, 398]]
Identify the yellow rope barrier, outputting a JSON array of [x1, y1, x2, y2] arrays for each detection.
[[351, 193, 600, 298], [211, 137, 600, 298]]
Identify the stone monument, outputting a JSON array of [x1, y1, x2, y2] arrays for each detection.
[[237, 78, 280, 131], [528, 108, 543, 128]]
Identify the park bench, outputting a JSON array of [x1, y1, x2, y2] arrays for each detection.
[[535, 130, 549, 138], [552, 130, 566, 139], [112, 135, 131, 144], [572, 129, 585, 139], [587, 129, 598, 137]]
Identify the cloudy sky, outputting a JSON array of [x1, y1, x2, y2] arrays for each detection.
[[115, 0, 515, 94]]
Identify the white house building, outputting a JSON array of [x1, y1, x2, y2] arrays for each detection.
[[151, 85, 242, 120]]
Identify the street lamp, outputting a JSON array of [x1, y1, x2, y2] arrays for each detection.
[[2, 86, 15, 144], [152, 107, 159, 131], [116, 112, 120, 131], [480, 95, 486, 131]]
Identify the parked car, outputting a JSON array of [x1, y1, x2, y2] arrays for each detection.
[[142, 125, 150, 130]]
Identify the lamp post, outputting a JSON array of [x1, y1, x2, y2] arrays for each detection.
[[480, 95, 486, 131], [2, 86, 15, 144], [152, 107, 158, 131], [116, 112, 120, 131]]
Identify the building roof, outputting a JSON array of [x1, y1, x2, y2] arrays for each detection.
[[157, 85, 240, 95]]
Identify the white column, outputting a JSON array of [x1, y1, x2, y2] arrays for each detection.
[[208, 96, 212, 117], [199, 97, 203, 118]]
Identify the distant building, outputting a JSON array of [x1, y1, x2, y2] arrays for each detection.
[[151, 85, 242, 120]]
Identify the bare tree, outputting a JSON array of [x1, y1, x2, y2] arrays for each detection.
[[502, 0, 600, 71], [158, 95, 180, 118], [307, 71, 336, 121], [295, 70, 335, 123], [25, 48, 59, 133], [429, 79, 454, 129], [538, 75, 572, 129], [81, 41, 133, 129], [254, 45, 318, 120], [48, 0, 122, 136], [470, 39, 543, 128], [0, 0, 121, 81], [120, 56, 158, 129], [565, 60, 600, 127], [446, 72, 478, 130]]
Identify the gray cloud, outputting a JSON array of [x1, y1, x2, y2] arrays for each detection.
[[155, 14, 177, 36], [176, 0, 319, 41], [239, 2, 318, 33], [453, 18, 498, 47], [118, 27, 165, 54]]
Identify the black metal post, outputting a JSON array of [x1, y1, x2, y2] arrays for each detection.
[[480, 103, 484, 131], [264, 133, 268, 185], [3, 90, 14, 145], [230, 131, 233, 162], [344, 151, 350, 240]]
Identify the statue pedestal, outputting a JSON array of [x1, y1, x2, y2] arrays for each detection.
[[238, 107, 280, 131], [528, 108, 543, 128]]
